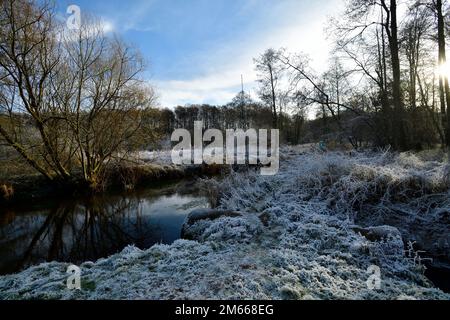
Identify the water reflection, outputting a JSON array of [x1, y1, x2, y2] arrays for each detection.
[[0, 186, 209, 275]]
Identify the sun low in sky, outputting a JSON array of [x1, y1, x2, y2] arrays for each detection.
[[437, 61, 450, 80], [56, 0, 343, 107]]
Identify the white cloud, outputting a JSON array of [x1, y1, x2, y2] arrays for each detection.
[[156, 0, 343, 108], [100, 20, 115, 33], [156, 85, 237, 107], [112, 0, 158, 32], [56, 17, 115, 43], [155, 60, 256, 107]]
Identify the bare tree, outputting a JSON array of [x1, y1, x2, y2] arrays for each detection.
[[0, 0, 65, 180], [331, 0, 409, 149], [433, 0, 450, 146], [0, 0, 156, 190], [254, 48, 286, 129]]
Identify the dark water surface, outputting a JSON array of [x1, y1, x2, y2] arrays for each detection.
[[425, 263, 450, 294], [0, 181, 209, 275]]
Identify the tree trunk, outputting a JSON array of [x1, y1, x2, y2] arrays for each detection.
[[437, 0, 450, 147], [269, 65, 278, 129], [377, 17, 391, 145], [408, 30, 417, 110], [381, 0, 406, 149], [389, 0, 406, 149]]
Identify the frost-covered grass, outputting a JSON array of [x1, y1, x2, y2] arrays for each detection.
[[0, 147, 449, 300], [134, 150, 173, 165]]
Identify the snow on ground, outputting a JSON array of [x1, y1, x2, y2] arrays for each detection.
[[134, 150, 173, 165], [0, 147, 449, 300], [135, 149, 262, 165]]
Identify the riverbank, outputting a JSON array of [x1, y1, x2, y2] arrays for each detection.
[[0, 162, 223, 207], [0, 147, 449, 300]]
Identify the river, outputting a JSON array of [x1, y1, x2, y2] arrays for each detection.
[[0, 180, 209, 275]]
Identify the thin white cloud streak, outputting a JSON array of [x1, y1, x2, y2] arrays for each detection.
[[111, 0, 158, 32]]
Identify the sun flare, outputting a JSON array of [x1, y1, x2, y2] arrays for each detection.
[[436, 61, 450, 79]]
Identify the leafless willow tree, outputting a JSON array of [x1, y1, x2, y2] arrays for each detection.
[[0, 0, 156, 189]]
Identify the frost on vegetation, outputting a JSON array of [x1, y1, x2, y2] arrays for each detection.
[[183, 215, 263, 242], [1, 148, 449, 300]]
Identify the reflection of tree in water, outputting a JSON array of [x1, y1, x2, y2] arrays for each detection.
[[18, 196, 158, 271], [0, 210, 15, 227]]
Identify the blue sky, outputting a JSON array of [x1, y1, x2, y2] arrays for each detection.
[[56, 0, 343, 107]]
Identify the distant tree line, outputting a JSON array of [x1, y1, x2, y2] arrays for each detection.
[[148, 91, 307, 147]]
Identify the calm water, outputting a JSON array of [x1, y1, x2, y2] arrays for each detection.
[[0, 182, 209, 275]]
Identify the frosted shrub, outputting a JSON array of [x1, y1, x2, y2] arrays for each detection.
[[197, 216, 263, 242]]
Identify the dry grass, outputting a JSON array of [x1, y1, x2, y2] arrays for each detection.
[[0, 183, 13, 200]]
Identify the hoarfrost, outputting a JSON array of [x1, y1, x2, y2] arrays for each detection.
[[1, 148, 449, 300]]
